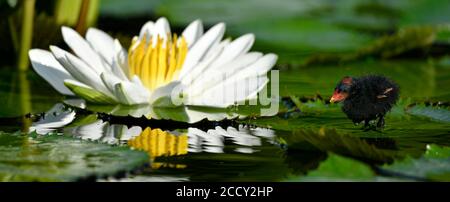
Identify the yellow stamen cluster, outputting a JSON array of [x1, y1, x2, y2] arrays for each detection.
[[128, 127, 188, 159], [128, 34, 188, 91]]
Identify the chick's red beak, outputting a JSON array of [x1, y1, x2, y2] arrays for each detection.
[[330, 91, 347, 103]]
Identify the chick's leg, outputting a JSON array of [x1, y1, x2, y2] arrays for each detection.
[[364, 120, 370, 128], [376, 115, 385, 129], [362, 119, 370, 130]]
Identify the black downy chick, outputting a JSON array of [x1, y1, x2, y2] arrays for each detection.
[[330, 75, 399, 129]]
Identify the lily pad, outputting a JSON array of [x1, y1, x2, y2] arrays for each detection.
[[100, 0, 163, 17], [286, 153, 375, 182], [380, 144, 450, 181], [158, 0, 374, 60], [400, 0, 450, 26], [0, 132, 149, 182], [406, 104, 450, 123]]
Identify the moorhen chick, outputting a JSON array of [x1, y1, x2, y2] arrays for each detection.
[[330, 75, 399, 129]]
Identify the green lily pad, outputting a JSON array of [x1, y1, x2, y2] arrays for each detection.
[[100, 0, 163, 17], [400, 0, 450, 26], [285, 153, 375, 182], [0, 132, 149, 182], [302, 26, 438, 65], [158, 0, 374, 60], [380, 144, 450, 181], [406, 104, 450, 123]]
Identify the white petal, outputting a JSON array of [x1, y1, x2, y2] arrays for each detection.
[[151, 17, 171, 46], [130, 36, 140, 52], [202, 38, 230, 66], [226, 52, 263, 74], [209, 34, 255, 68], [114, 82, 150, 105], [100, 72, 150, 105], [226, 127, 261, 146], [186, 53, 275, 107], [181, 19, 203, 48], [189, 76, 268, 107], [119, 126, 143, 141], [86, 28, 115, 66], [111, 39, 129, 80], [150, 81, 184, 107], [236, 53, 278, 77], [100, 72, 122, 94], [50, 46, 114, 98], [246, 76, 269, 100], [101, 124, 127, 144], [71, 120, 107, 140], [131, 75, 144, 87], [207, 53, 276, 103], [129, 75, 152, 95], [188, 128, 224, 147], [139, 21, 154, 40], [178, 23, 225, 79], [29, 49, 75, 95], [180, 39, 229, 85], [29, 103, 76, 134], [61, 26, 108, 74], [186, 52, 263, 95]]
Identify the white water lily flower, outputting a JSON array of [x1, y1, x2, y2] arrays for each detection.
[[29, 17, 278, 107]]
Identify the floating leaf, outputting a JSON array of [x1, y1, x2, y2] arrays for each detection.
[[406, 104, 450, 123], [380, 144, 450, 181], [286, 153, 375, 181], [0, 132, 148, 182]]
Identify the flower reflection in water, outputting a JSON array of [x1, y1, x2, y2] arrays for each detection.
[[126, 125, 276, 171], [128, 128, 188, 169], [29, 103, 277, 172]]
